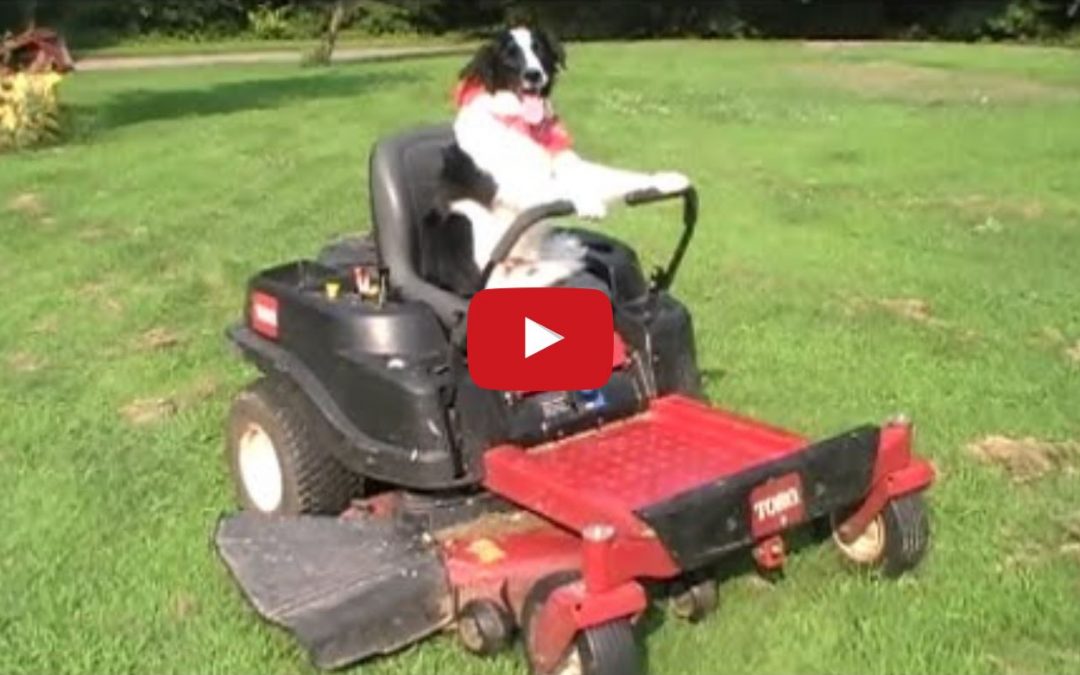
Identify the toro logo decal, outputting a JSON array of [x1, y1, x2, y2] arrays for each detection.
[[250, 291, 279, 339], [749, 472, 806, 538]]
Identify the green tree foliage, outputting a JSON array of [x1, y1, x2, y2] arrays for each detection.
[[2, 0, 1078, 43]]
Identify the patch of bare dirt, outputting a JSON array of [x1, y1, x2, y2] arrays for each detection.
[[876, 297, 939, 324], [948, 193, 1046, 223], [118, 376, 219, 427], [1018, 201, 1043, 219], [1059, 514, 1080, 548], [792, 61, 1078, 104], [954, 193, 1045, 217], [170, 592, 197, 620], [77, 227, 108, 242], [31, 314, 60, 335], [967, 435, 1080, 483], [176, 375, 222, 408], [134, 327, 182, 351], [6, 351, 45, 373], [1060, 543, 1080, 560], [1032, 325, 1067, 348], [76, 281, 124, 316], [999, 541, 1048, 572], [841, 296, 937, 324], [6, 192, 47, 218], [971, 215, 1004, 234], [120, 397, 178, 426], [1002, 517, 1080, 571], [902, 193, 1059, 232], [839, 295, 980, 343], [1065, 341, 1080, 365]]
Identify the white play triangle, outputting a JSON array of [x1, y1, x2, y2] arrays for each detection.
[[524, 317, 564, 359]]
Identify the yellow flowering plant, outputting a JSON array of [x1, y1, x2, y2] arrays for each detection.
[[0, 70, 64, 151]]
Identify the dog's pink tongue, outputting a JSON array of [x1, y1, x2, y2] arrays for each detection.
[[521, 95, 545, 124]]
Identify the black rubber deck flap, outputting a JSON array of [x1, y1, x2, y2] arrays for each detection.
[[635, 425, 879, 570], [215, 512, 452, 669]]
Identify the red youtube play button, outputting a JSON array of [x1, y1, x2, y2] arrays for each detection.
[[467, 288, 613, 391]]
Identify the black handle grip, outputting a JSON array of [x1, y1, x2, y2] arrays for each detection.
[[625, 187, 664, 205], [624, 186, 697, 229], [625, 187, 670, 205]]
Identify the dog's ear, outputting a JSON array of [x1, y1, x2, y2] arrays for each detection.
[[458, 41, 500, 91], [534, 28, 566, 72]]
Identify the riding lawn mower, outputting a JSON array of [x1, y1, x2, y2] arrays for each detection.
[[214, 125, 935, 674]]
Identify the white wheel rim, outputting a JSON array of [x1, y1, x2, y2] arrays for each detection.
[[238, 422, 284, 512], [834, 514, 887, 564]]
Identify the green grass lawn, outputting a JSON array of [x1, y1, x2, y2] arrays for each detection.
[[2, 40, 1080, 674]]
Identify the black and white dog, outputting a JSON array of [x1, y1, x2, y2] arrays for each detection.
[[425, 27, 690, 293]]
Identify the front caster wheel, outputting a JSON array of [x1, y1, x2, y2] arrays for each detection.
[[670, 578, 718, 623], [458, 599, 513, 656], [522, 572, 642, 675], [832, 492, 930, 578]]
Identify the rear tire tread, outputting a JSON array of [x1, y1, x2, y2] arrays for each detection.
[[228, 376, 362, 515], [578, 621, 641, 675], [881, 492, 930, 577]]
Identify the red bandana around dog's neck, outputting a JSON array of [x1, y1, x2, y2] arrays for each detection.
[[453, 78, 573, 155]]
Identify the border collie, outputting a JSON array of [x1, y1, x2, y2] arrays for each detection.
[[425, 27, 690, 294]]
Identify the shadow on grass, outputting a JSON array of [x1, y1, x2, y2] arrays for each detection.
[[81, 68, 422, 132]]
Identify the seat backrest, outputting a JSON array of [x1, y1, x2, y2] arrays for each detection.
[[369, 124, 467, 327]]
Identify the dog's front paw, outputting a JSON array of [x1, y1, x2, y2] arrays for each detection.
[[571, 195, 607, 220], [651, 171, 691, 195]]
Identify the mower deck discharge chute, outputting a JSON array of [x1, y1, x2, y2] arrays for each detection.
[[215, 125, 935, 674]]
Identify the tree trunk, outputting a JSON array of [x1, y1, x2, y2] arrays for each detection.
[[22, 0, 38, 30], [323, 1, 347, 60]]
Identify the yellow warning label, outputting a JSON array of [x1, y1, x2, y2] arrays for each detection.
[[467, 538, 506, 564]]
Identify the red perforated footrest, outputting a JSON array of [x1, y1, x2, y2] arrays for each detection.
[[484, 395, 808, 536]]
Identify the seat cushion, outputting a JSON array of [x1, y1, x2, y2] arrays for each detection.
[[368, 125, 468, 326]]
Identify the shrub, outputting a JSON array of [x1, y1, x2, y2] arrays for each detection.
[[246, 3, 294, 39], [983, 0, 1051, 39], [354, 1, 416, 36], [0, 71, 64, 151], [287, 6, 328, 39]]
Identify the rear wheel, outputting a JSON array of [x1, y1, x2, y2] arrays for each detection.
[[832, 492, 930, 577], [522, 572, 642, 675], [226, 376, 362, 515]]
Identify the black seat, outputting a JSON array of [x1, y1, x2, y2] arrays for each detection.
[[368, 124, 468, 327]]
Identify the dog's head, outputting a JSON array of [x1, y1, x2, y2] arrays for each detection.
[[459, 27, 565, 98]]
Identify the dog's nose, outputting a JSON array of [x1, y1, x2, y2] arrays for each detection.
[[523, 69, 544, 85]]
